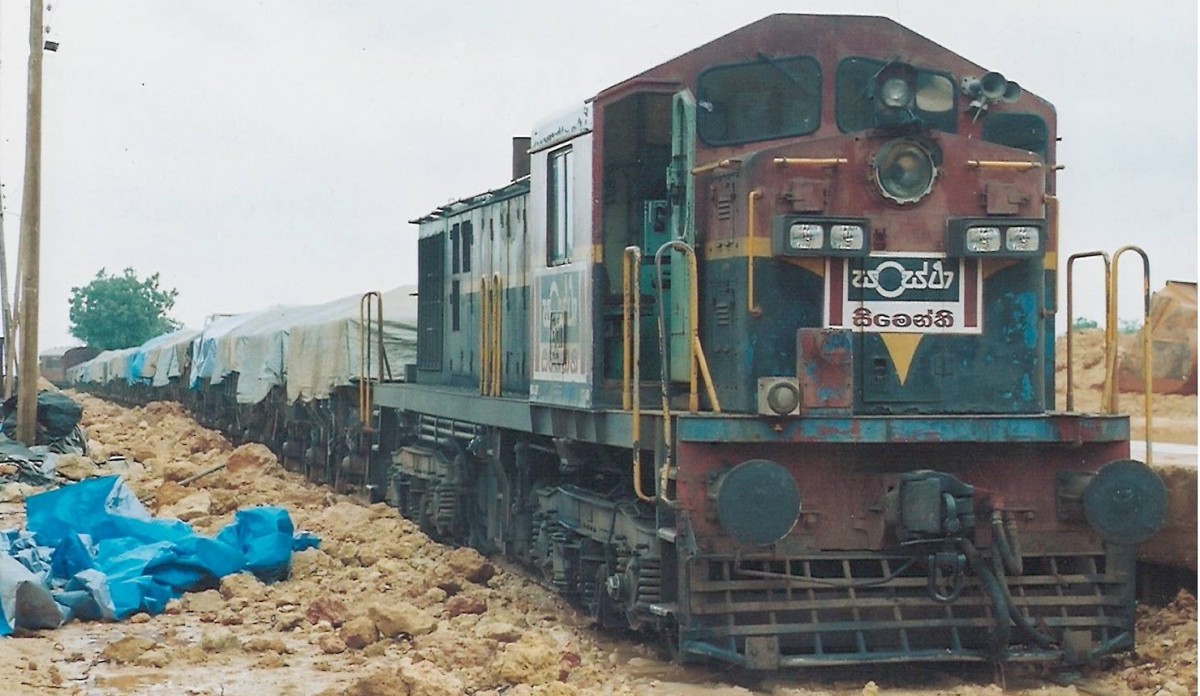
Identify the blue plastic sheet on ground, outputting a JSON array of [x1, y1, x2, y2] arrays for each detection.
[[1, 476, 319, 634]]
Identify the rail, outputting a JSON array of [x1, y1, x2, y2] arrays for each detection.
[[491, 273, 502, 396], [653, 241, 721, 415], [653, 241, 721, 504], [746, 189, 763, 317], [966, 159, 1042, 171], [358, 291, 385, 431], [621, 246, 653, 502], [772, 157, 847, 168], [1065, 247, 1154, 464], [478, 276, 503, 397], [691, 158, 741, 175], [1111, 246, 1153, 464], [1065, 252, 1112, 412]]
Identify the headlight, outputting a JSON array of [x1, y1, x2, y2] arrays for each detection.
[[789, 223, 824, 250], [874, 138, 937, 204], [871, 61, 919, 122], [830, 224, 865, 251], [1005, 226, 1039, 252], [966, 226, 1001, 252], [880, 77, 913, 108], [766, 380, 800, 415]]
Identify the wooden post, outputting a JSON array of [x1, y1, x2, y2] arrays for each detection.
[[0, 4, 14, 400], [0, 205, 11, 401], [16, 0, 44, 445]]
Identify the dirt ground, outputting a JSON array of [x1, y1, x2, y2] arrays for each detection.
[[0, 338, 1193, 694]]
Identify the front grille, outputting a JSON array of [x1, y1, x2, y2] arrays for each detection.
[[681, 550, 1134, 666]]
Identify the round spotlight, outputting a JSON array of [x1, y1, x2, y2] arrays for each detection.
[[714, 459, 801, 546], [1083, 459, 1167, 545], [879, 77, 913, 108], [766, 381, 800, 415], [873, 138, 937, 205]]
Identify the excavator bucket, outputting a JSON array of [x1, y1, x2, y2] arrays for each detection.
[[1119, 280, 1197, 395]]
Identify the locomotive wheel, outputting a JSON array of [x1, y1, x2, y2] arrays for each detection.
[[591, 566, 626, 630], [660, 627, 681, 664]]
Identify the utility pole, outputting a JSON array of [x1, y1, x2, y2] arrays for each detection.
[[0, 4, 12, 400], [16, 0, 44, 445], [0, 196, 12, 401]]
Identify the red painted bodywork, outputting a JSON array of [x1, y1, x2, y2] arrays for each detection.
[[675, 438, 1128, 555], [587, 14, 1058, 247]]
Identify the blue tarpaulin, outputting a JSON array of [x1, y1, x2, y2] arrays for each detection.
[[0, 476, 319, 634]]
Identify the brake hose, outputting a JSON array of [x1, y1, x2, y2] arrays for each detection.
[[991, 510, 1024, 576]]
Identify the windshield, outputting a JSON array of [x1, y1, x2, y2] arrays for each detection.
[[697, 55, 821, 146], [836, 57, 956, 133], [982, 113, 1048, 160]]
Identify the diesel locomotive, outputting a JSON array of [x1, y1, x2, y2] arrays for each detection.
[[71, 14, 1166, 669]]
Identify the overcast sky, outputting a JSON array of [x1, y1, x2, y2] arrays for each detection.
[[0, 1, 1195, 350]]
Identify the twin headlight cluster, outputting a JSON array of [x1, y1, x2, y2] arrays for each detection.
[[946, 218, 1044, 257], [775, 216, 1044, 258], [964, 225, 1039, 253], [785, 221, 866, 254]]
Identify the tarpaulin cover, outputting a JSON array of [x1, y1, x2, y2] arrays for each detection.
[[68, 286, 417, 405], [226, 306, 315, 404], [128, 328, 200, 386], [189, 310, 273, 389], [284, 285, 417, 403], [1, 391, 83, 441], [187, 286, 417, 404], [0, 477, 318, 635]]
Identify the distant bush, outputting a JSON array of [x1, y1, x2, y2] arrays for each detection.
[[1118, 319, 1143, 335], [1070, 317, 1143, 334]]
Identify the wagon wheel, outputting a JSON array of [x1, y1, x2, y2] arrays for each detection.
[[660, 626, 681, 664]]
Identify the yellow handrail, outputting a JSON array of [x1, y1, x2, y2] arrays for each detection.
[[492, 274, 502, 396], [967, 160, 1043, 171], [358, 291, 384, 430], [1111, 246, 1153, 464], [746, 190, 763, 317], [691, 158, 742, 175], [479, 277, 489, 395], [681, 246, 721, 413], [772, 157, 847, 168], [1065, 251, 1111, 412], [652, 241, 722, 415], [621, 247, 638, 410], [621, 246, 652, 502]]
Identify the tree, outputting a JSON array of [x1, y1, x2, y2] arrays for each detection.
[[68, 268, 181, 350]]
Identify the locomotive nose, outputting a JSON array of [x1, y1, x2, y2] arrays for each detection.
[[711, 459, 801, 546]]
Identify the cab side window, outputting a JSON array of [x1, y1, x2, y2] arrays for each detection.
[[547, 146, 573, 266]]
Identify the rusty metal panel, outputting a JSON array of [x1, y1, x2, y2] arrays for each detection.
[[785, 178, 828, 213], [797, 328, 853, 411], [680, 551, 1132, 665], [984, 181, 1030, 215]]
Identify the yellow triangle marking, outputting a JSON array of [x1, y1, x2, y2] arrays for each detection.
[[880, 333, 924, 386]]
